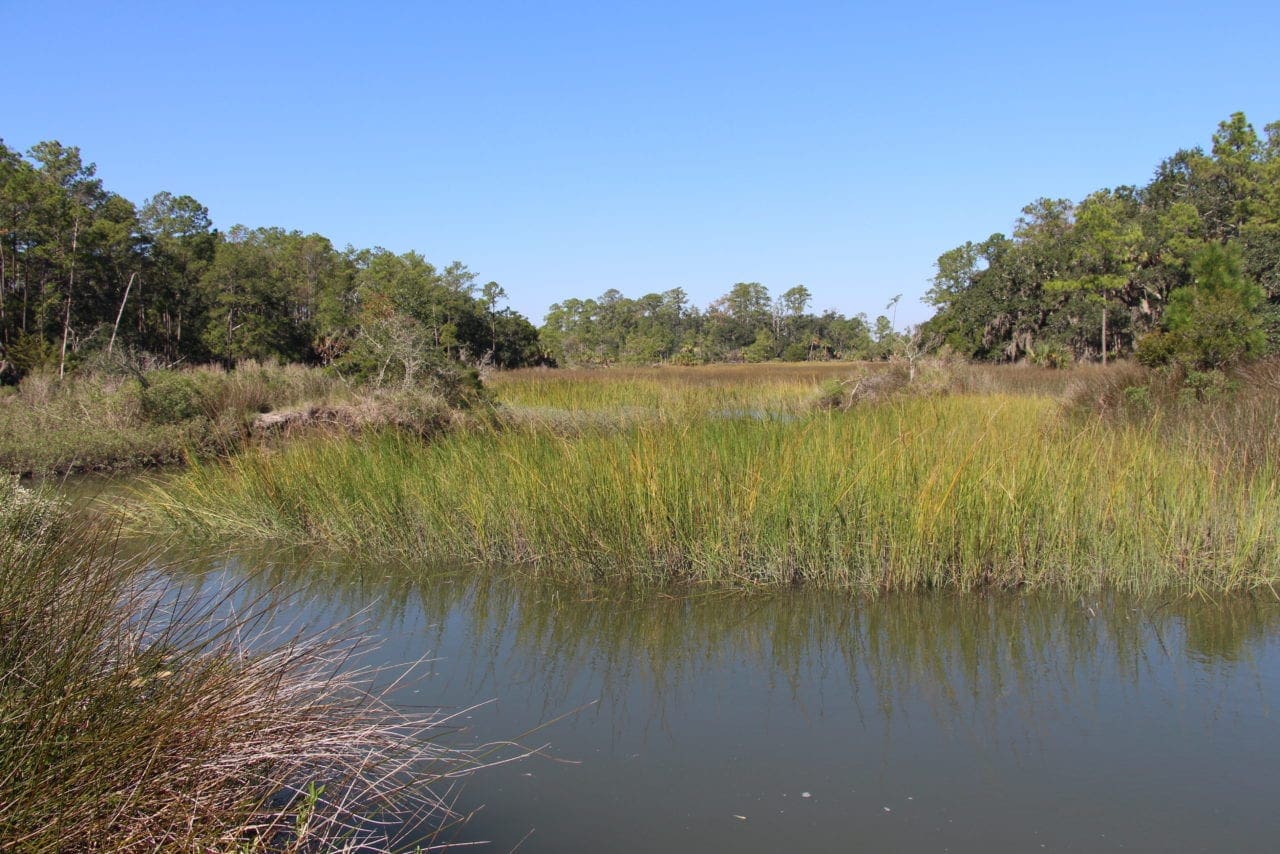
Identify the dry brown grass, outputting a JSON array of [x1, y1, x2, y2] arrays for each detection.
[[0, 481, 477, 851]]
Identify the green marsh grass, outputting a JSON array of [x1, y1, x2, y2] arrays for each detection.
[[134, 374, 1280, 595]]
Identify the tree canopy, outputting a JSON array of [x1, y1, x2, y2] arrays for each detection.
[[540, 284, 891, 366], [0, 139, 542, 381], [922, 113, 1280, 367]]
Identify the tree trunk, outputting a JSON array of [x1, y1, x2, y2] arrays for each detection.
[[1100, 292, 1108, 366], [58, 217, 79, 379], [107, 272, 137, 357], [0, 241, 7, 346]]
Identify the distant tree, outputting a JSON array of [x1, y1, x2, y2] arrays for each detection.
[[775, 284, 812, 352], [27, 142, 105, 376], [1151, 243, 1266, 369], [200, 227, 350, 364], [870, 315, 899, 359], [137, 192, 217, 361], [922, 114, 1280, 364], [1046, 189, 1143, 364], [708, 282, 771, 354]]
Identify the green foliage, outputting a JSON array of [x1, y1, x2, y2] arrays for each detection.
[[1122, 384, 1152, 412], [139, 368, 223, 423], [1161, 244, 1266, 369], [540, 283, 877, 367], [0, 138, 542, 385], [5, 330, 56, 376], [1177, 369, 1240, 403], [743, 328, 778, 362], [1135, 330, 1178, 367], [1029, 343, 1071, 369], [781, 342, 809, 361], [926, 114, 1280, 364]]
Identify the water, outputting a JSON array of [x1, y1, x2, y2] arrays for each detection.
[[173, 551, 1280, 852]]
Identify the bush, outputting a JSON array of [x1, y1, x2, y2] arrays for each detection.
[[1179, 369, 1239, 403], [4, 331, 56, 378], [139, 369, 225, 424], [781, 343, 810, 362], [0, 477, 66, 551], [1135, 330, 1178, 367], [1030, 343, 1071, 369]]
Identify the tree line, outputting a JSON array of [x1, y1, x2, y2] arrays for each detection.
[[0, 140, 542, 383], [8, 114, 1274, 381], [921, 113, 1280, 369], [539, 284, 904, 366], [0, 135, 905, 379]]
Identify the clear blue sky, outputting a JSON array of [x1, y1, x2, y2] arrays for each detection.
[[6, 1, 1278, 327]]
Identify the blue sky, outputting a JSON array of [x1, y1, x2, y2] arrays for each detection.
[[6, 1, 1278, 327]]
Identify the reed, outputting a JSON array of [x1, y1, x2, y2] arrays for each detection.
[[0, 479, 474, 851], [133, 376, 1280, 595]]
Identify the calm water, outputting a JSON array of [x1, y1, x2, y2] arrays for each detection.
[[169, 550, 1279, 853]]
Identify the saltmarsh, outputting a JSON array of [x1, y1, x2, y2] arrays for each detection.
[[133, 365, 1280, 595]]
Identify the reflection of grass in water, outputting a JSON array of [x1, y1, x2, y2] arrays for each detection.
[[0, 484, 475, 851], [187, 550, 1280, 748], [137, 391, 1280, 595]]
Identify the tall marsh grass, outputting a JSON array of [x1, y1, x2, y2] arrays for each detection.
[[0, 479, 474, 851], [134, 387, 1280, 595]]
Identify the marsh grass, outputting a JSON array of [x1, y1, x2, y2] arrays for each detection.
[[1066, 358, 1280, 470], [490, 361, 1079, 419], [488, 363, 864, 415], [134, 367, 1280, 594], [0, 361, 461, 475], [0, 480, 475, 851]]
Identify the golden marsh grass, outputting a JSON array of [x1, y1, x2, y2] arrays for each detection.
[[132, 363, 1280, 595]]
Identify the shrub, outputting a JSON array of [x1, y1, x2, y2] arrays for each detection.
[[1030, 343, 1071, 369], [810, 361, 959, 410], [0, 477, 66, 551], [4, 331, 56, 378], [139, 369, 226, 424], [781, 343, 810, 362], [1135, 330, 1178, 367]]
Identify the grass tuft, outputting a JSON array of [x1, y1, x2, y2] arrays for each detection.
[[0, 478, 476, 851]]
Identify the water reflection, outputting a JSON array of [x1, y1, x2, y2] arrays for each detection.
[[168, 547, 1280, 853]]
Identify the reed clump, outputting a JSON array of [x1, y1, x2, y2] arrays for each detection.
[[133, 366, 1280, 595], [1066, 357, 1280, 470], [0, 478, 474, 851]]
